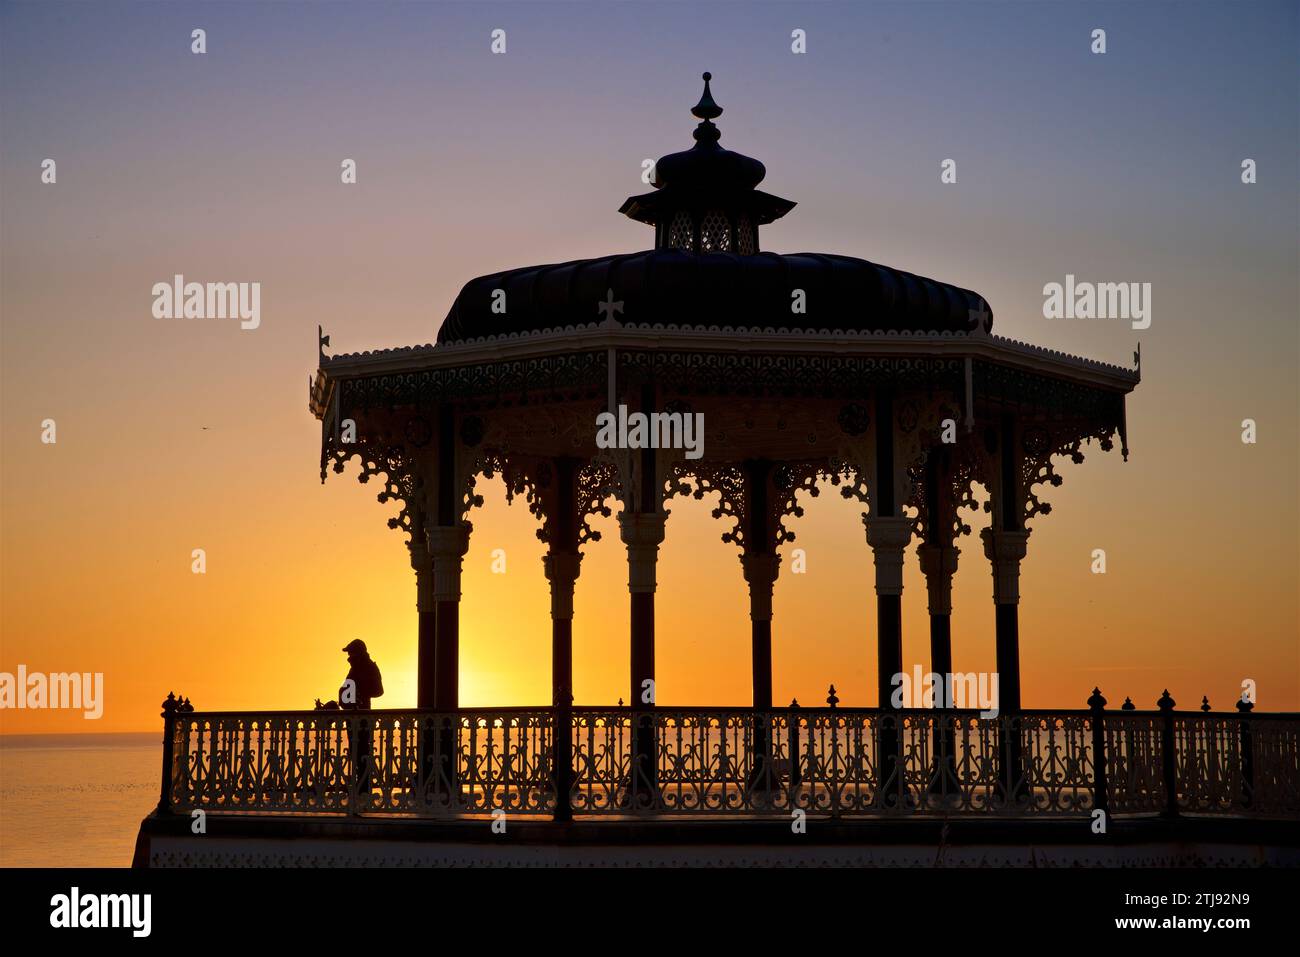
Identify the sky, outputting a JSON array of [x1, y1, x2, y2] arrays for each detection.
[[1, 0, 1296, 733]]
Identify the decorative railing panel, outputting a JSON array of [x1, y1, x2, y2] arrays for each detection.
[[1104, 712, 1166, 813], [170, 710, 553, 816], [160, 703, 1300, 821]]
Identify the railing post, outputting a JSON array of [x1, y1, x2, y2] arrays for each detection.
[[787, 699, 802, 791], [553, 697, 573, 822], [1119, 697, 1135, 809], [347, 713, 361, 816], [1088, 687, 1109, 818], [157, 692, 179, 814], [157, 693, 192, 815], [1236, 696, 1255, 809], [1158, 690, 1178, 818]]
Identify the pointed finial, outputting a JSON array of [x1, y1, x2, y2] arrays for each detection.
[[1088, 687, 1107, 710], [826, 684, 839, 709], [1201, 696, 1211, 712], [690, 72, 723, 146], [1121, 696, 1135, 711], [691, 72, 722, 121]]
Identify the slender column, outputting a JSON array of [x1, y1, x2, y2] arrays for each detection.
[[409, 536, 437, 709], [543, 457, 582, 822], [980, 528, 1029, 712], [865, 517, 911, 700], [742, 549, 780, 792], [917, 453, 959, 684], [866, 390, 912, 805], [741, 459, 779, 709], [982, 414, 1029, 801], [985, 413, 1027, 713], [866, 390, 912, 708], [917, 542, 959, 799], [620, 510, 666, 796], [917, 456, 961, 797], [427, 524, 470, 711], [424, 523, 469, 797], [621, 512, 666, 705], [742, 552, 779, 708], [917, 545, 959, 681]]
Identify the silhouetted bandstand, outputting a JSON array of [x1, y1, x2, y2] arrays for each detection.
[[139, 75, 1297, 866]]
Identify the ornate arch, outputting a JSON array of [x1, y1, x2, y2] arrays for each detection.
[[905, 402, 984, 545], [664, 461, 748, 549], [971, 418, 1120, 531], [577, 456, 622, 546], [458, 447, 551, 542], [324, 438, 425, 544]]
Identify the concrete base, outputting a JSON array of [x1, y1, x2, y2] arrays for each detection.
[[135, 813, 1300, 868]]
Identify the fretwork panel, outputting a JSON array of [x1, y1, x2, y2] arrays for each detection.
[[164, 708, 1298, 820]]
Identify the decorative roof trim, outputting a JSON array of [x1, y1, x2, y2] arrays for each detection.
[[318, 320, 1138, 393]]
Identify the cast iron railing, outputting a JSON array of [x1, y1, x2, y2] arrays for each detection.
[[154, 693, 1299, 821]]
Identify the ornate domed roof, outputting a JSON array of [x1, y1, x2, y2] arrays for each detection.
[[437, 248, 992, 344], [435, 72, 992, 346]]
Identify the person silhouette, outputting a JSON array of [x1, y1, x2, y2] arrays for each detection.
[[338, 639, 383, 796], [340, 639, 383, 709]]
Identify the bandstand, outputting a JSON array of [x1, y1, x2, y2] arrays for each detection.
[[136, 75, 1299, 867]]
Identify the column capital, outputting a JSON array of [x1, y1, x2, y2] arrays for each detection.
[[864, 515, 912, 596], [543, 549, 583, 621], [916, 543, 960, 616], [409, 541, 436, 612], [425, 523, 471, 602], [741, 551, 781, 622], [619, 511, 667, 594], [981, 528, 1030, 605]]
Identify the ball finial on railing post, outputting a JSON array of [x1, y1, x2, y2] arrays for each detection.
[[1156, 690, 1178, 818], [1201, 696, 1211, 712], [826, 685, 839, 709], [1121, 697, 1135, 711], [787, 698, 803, 789], [1087, 688, 1109, 815], [157, 691, 183, 815], [1236, 693, 1256, 808]]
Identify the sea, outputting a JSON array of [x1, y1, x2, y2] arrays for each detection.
[[0, 732, 158, 868]]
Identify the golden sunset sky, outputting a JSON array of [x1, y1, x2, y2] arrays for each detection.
[[2, 2, 1296, 733]]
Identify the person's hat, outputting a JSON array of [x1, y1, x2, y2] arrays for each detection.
[[342, 639, 367, 654]]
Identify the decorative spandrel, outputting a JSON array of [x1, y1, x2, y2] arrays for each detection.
[[971, 417, 1123, 532], [771, 461, 828, 548], [665, 462, 748, 549], [577, 457, 621, 546], [324, 438, 426, 544]]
